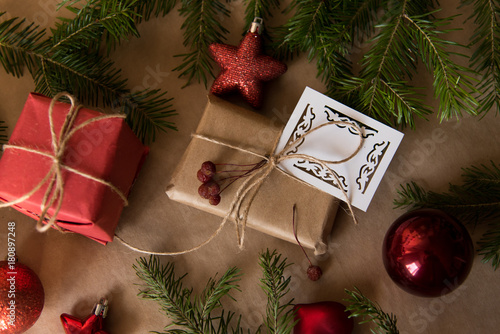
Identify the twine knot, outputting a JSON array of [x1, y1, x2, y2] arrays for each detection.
[[0, 92, 128, 233]]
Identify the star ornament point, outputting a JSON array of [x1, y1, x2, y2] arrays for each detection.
[[209, 32, 287, 109]]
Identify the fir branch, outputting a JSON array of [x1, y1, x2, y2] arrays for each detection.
[[120, 89, 176, 143], [134, 255, 245, 334], [0, 14, 48, 77], [242, 0, 280, 33], [275, 1, 481, 128], [58, 0, 178, 23], [174, 0, 230, 87], [394, 161, 500, 269], [56, 0, 179, 52], [342, 0, 385, 42], [130, 0, 179, 22], [134, 250, 297, 334], [0, 7, 176, 144], [404, 12, 479, 121], [462, 0, 500, 116], [355, 2, 478, 127], [272, 0, 353, 97], [0, 121, 7, 144], [477, 222, 500, 270], [272, 0, 337, 58], [344, 287, 399, 334], [259, 249, 296, 334], [55, 0, 140, 54]]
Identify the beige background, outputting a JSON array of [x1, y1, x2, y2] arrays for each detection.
[[0, 0, 499, 333]]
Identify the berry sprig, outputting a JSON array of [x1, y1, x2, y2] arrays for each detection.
[[196, 159, 266, 206], [292, 204, 323, 281]]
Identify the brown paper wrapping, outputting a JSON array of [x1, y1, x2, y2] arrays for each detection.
[[166, 95, 339, 255]]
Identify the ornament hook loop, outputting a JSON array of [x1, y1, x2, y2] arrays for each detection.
[[93, 298, 109, 318], [250, 17, 264, 34]]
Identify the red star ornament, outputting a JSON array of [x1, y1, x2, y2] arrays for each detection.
[[209, 19, 287, 108], [60, 298, 109, 334]]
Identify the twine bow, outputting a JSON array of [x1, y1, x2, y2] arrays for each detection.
[[203, 120, 364, 249], [0, 92, 128, 233], [116, 120, 363, 256]]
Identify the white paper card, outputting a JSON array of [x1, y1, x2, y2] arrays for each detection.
[[275, 87, 404, 211]]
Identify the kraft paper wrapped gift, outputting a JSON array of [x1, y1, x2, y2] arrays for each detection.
[[0, 93, 148, 244], [166, 95, 340, 255]]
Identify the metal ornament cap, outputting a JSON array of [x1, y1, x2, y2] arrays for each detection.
[[250, 17, 264, 34]]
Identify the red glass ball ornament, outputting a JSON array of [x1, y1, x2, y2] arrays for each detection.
[[0, 261, 45, 333], [382, 209, 474, 297], [293, 301, 354, 334]]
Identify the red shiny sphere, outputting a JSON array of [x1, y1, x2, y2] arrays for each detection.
[[293, 301, 353, 334], [0, 261, 44, 333], [383, 209, 474, 297]]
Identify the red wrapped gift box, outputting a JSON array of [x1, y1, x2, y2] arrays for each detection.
[[0, 93, 148, 244]]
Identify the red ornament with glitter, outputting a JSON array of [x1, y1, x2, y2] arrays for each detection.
[[0, 260, 44, 333], [60, 298, 109, 334], [209, 17, 287, 108]]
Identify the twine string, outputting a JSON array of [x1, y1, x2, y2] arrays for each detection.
[[0, 92, 128, 233], [116, 120, 364, 256]]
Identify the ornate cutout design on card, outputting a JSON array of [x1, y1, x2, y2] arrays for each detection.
[[285, 103, 315, 154], [283, 103, 391, 193], [295, 158, 348, 189], [324, 106, 378, 138], [283, 104, 349, 190], [276, 87, 404, 211], [356, 141, 390, 194]]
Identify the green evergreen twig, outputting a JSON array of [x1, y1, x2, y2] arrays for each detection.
[[134, 255, 245, 334], [394, 161, 500, 270], [462, 0, 500, 116], [134, 250, 297, 334], [0, 1, 178, 144], [344, 287, 399, 334], [273, 1, 480, 128], [174, 0, 230, 87], [259, 249, 296, 334]]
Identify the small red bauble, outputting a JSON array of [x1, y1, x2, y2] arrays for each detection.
[[382, 209, 474, 297], [208, 18, 287, 108], [293, 301, 354, 334], [0, 261, 44, 333], [60, 298, 109, 334]]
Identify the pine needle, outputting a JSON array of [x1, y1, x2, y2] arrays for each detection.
[[174, 0, 230, 87], [462, 0, 500, 116], [344, 287, 399, 334], [259, 249, 296, 334]]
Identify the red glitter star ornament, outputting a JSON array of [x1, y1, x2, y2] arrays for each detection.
[[60, 298, 109, 334], [209, 18, 287, 108]]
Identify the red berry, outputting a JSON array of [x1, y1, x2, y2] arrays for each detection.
[[201, 161, 216, 177], [307, 265, 322, 281], [197, 169, 212, 183], [209, 194, 221, 206], [205, 180, 220, 196], [198, 183, 210, 199]]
